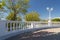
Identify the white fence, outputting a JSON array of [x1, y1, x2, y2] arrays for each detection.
[[0, 21, 60, 32], [0, 21, 60, 40]]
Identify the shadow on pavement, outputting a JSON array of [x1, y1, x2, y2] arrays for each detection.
[[5, 30, 60, 40]]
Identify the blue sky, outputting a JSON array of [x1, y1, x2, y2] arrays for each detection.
[[28, 0, 60, 19], [0, 0, 60, 20]]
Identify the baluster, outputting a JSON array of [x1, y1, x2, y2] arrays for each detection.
[[22, 22, 24, 30], [28, 22, 30, 29], [19, 22, 21, 29], [13, 21, 15, 30], [10, 22, 12, 31], [31, 22, 33, 28], [25, 22, 27, 29], [7, 22, 8, 31], [6, 22, 7, 31], [16, 21, 18, 29], [26, 22, 28, 28], [16, 21, 17, 30], [18, 22, 20, 29], [27, 22, 28, 29], [17, 21, 19, 29], [12, 21, 14, 30], [8, 22, 10, 31], [23, 22, 25, 30], [18, 22, 19, 29], [14, 22, 16, 30], [23, 22, 25, 29], [20, 22, 22, 29]]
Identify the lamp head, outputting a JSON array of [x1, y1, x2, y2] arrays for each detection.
[[46, 7, 49, 10], [51, 8, 53, 11], [46, 7, 53, 11]]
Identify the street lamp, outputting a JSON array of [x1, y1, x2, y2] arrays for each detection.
[[46, 7, 53, 26]]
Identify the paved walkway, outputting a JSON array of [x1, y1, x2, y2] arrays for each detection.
[[5, 28, 60, 40]]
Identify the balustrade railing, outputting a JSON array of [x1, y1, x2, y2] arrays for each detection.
[[1, 21, 60, 39], [0, 21, 60, 32]]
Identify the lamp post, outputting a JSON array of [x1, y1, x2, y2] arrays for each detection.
[[46, 7, 53, 26]]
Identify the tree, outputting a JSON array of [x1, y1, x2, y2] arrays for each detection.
[[25, 11, 40, 21], [0, 0, 5, 8], [6, 12, 22, 21], [0, 2, 3, 9], [0, 1, 5, 20], [2, 0, 29, 21], [52, 18, 60, 22]]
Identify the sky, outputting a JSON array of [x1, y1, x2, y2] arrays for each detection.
[[0, 0, 60, 20], [28, 0, 60, 19]]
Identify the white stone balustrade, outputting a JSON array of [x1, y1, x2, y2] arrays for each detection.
[[0, 21, 60, 39]]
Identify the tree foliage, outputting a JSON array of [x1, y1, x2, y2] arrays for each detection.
[[2, 0, 30, 20], [0, 3, 3, 8], [6, 12, 21, 21], [0, 0, 6, 20], [25, 11, 40, 21], [0, 0, 5, 9], [52, 18, 60, 22]]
